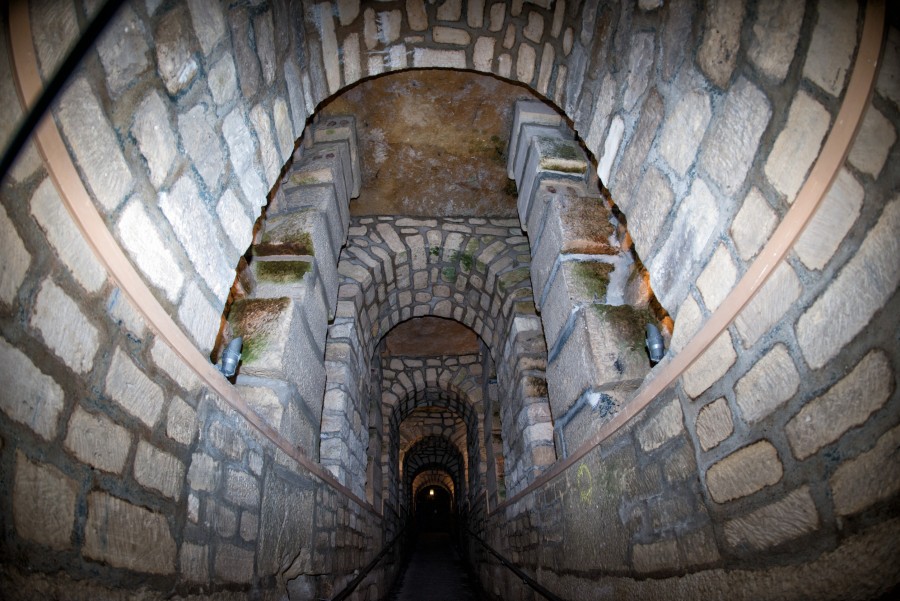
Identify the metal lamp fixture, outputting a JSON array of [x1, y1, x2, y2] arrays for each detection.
[[217, 337, 243, 378], [645, 324, 665, 364]]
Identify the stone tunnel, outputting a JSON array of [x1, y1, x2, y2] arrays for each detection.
[[1, 0, 899, 599]]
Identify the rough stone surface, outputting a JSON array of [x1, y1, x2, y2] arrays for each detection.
[[847, 106, 896, 179], [177, 281, 223, 353], [216, 189, 253, 254], [682, 330, 736, 398], [697, 0, 745, 88], [117, 200, 184, 302], [13, 452, 77, 550], [0, 205, 31, 306], [180, 542, 209, 582], [208, 55, 238, 106], [166, 397, 198, 446], [731, 188, 778, 261], [637, 398, 684, 452], [803, 0, 857, 97], [179, 104, 225, 194], [658, 85, 712, 177], [670, 294, 702, 354], [30, 178, 106, 293], [154, 6, 199, 95], [735, 344, 800, 424], [830, 425, 900, 516], [31, 279, 99, 374], [734, 262, 801, 348], [56, 78, 133, 211], [95, 6, 150, 96], [64, 407, 132, 474], [225, 468, 260, 509], [629, 167, 674, 261], [31, 0, 78, 78], [214, 543, 255, 583], [151, 338, 201, 393], [105, 347, 165, 428], [747, 0, 804, 83], [724, 486, 819, 550], [132, 91, 177, 189], [696, 244, 737, 312], [765, 91, 830, 203], [699, 78, 771, 196], [696, 398, 733, 451], [134, 440, 185, 500], [877, 28, 900, 111], [187, 453, 220, 492], [0, 337, 65, 441], [254, 12, 277, 85], [623, 33, 654, 110], [84, 492, 176, 574], [794, 168, 863, 270], [706, 440, 783, 503], [797, 196, 900, 370], [786, 351, 894, 460], [187, 0, 226, 55], [223, 109, 267, 209], [632, 537, 680, 573]]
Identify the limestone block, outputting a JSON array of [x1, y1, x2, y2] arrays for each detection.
[[413, 48, 467, 69], [637, 397, 685, 452], [134, 440, 185, 500], [507, 100, 564, 178], [512, 122, 566, 184], [539, 259, 615, 348], [670, 294, 702, 354], [0, 336, 64, 440], [187, 0, 226, 55], [31, 178, 106, 293], [314, 116, 362, 197], [155, 6, 199, 95], [31, 279, 99, 374], [132, 91, 177, 189], [179, 104, 226, 194], [624, 33, 654, 110], [518, 136, 587, 227], [697, 0, 745, 88], [56, 78, 133, 211], [84, 492, 176, 574], [253, 11, 277, 85], [208, 420, 248, 461], [117, 200, 184, 302], [64, 407, 131, 474], [160, 175, 235, 302], [734, 262, 801, 348], [803, 0, 857, 97], [250, 104, 281, 187], [830, 424, 900, 516], [13, 452, 77, 550], [208, 55, 238, 107], [178, 282, 223, 356], [848, 106, 896, 179], [105, 347, 165, 428], [696, 398, 734, 451], [731, 187, 778, 261], [273, 184, 346, 254], [735, 344, 800, 424], [289, 142, 352, 230], [187, 453, 220, 492], [407, 0, 428, 31], [211, 501, 237, 538], [434, 26, 471, 45], [658, 85, 712, 177], [537, 43, 555, 95], [151, 338, 202, 393], [706, 440, 783, 503], [648, 178, 719, 309], [166, 397, 198, 446], [725, 486, 819, 550], [96, 6, 150, 96], [699, 78, 771, 196], [237, 382, 285, 431], [0, 205, 31, 306], [797, 196, 900, 369], [628, 166, 674, 261], [474, 36, 496, 71], [747, 0, 804, 83], [216, 189, 254, 255], [273, 98, 294, 162], [489, 2, 506, 32], [222, 108, 267, 209], [794, 168, 863, 270], [106, 288, 146, 338], [31, 0, 78, 79], [765, 91, 831, 203], [257, 472, 315, 576], [786, 350, 893, 460], [437, 0, 462, 21], [225, 468, 260, 509], [696, 245, 737, 312], [180, 542, 209, 582]]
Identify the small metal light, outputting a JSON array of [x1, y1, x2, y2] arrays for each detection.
[[217, 337, 243, 378], [645, 324, 665, 364]]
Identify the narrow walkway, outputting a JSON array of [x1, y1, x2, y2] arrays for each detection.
[[389, 532, 483, 601]]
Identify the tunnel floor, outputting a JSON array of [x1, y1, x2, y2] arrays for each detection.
[[387, 531, 484, 601]]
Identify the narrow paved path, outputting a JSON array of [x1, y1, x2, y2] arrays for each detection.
[[389, 532, 483, 601]]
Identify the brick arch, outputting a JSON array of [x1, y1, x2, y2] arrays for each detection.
[[403, 436, 466, 512], [411, 470, 456, 505]]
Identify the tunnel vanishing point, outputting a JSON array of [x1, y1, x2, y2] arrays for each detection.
[[1, 0, 899, 599]]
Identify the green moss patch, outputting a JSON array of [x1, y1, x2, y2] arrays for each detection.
[[498, 267, 531, 292], [228, 298, 291, 363], [572, 262, 614, 301], [256, 229, 314, 257], [256, 260, 311, 284]]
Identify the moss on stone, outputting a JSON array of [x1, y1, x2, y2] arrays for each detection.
[[290, 173, 320, 186], [498, 267, 531, 292], [573, 262, 614, 301], [590, 304, 656, 354], [256, 260, 311, 283], [228, 298, 291, 364], [442, 266, 457, 281]]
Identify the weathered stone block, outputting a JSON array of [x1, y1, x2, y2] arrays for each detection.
[[216, 189, 254, 256], [507, 100, 564, 178], [273, 184, 346, 253], [222, 108, 267, 209], [31, 279, 99, 374], [706, 440, 783, 503], [731, 187, 778, 262], [117, 200, 184, 302], [725, 486, 819, 550], [696, 398, 733, 451], [134, 440, 185, 500], [697, 0, 745, 87], [250, 104, 281, 187], [735, 262, 801, 348], [830, 424, 900, 516], [412, 47, 467, 69], [14, 452, 77, 550], [633, 537, 680, 573], [747, 1, 804, 83], [178, 281, 223, 354], [180, 542, 209, 582], [765, 91, 830, 203], [0, 336, 64, 441], [803, 0, 857, 97], [179, 104, 226, 195], [237, 382, 285, 431], [31, 0, 78, 79], [313, 116, 361, 197], [696, 244, 737, 312], [257, 472, 315, 576], [0, 205, 31, 306], [637, 397, 684, 452], [786, 350, 894, 460], [629, 166, 675, 261], [658, 85, 712, 176], [64, 407, 131, 474], [155, 6, 199, 95], [84, 492, 176, 574], [540, 259, 615, 349], [132, 91, 177, 189], [794, 168, 863, 270], [848, 106, 896, 179], [287, 144, 352, 233], [106, 347, 165, 428], [797, 196, 900, 369], [96, 6, 150, 96], [208, 55, 238, 106], [224, 468, 260, 509], [187, 0, 226, 56], [166, 396, 198, 446], [187, 452, 220, 492], [151, 338, 201, 393], [735, 344, 800, 424]]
